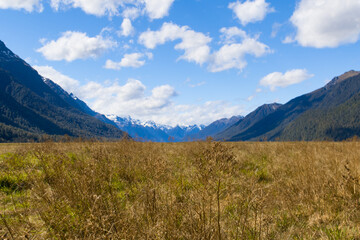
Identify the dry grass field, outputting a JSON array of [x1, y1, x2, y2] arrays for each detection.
[[0, 140, 359, 239]]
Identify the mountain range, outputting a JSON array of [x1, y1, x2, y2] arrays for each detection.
[[106, 115, 246, 142], [1, 39, 360, 142], [106, 115, 204, 142]]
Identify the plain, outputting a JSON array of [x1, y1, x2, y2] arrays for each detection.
[[0, 140, 360, 239]]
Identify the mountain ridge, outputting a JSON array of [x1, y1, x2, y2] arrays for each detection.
[[215, 103, 282, 141], [107, 115, 204, 142], [0, 40, 126, 142], [223, 71, 360, 141], [185, 116, 243, 141]]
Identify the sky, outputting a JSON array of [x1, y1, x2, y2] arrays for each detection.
[[1, 0, 360, 126]]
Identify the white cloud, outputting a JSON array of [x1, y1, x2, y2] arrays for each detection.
[[80, 79, 147, 102], [105, 52, 152, 70], [144, 0, 174, 19], [118, 18, 134, 37], [209, 27, 271, 72], [50, 0, 175, 19], [122, 6, 141, 19], [0, 0, 43, 12], [289, 0, 360, 48], [50, 0, 124, 16], [139, 25, 270, 72], [37, 31, 117, 62], [260, 69, 314, 91], [282, 36, 294, 44], [33, 65, 80, 93], [139, 22, 212, 65], [145, 52, 153, 59], [79, 79, 179, 120], [162, 101, 243, 127], [228, 0, 274, 26], [220, 27, 248, 44]]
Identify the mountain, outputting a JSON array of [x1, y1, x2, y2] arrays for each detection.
[[107, 115, 203, 142], [164, 125, 203, 141], [280, 71, 360, 141], [223, 70, 360, 141], [185, 116, 243, 141], [0, 40, 126, 142], [107, 115, 171, 142], [215, 103, 281, 140]]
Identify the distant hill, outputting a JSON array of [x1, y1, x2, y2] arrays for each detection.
[[215, 104, 281, 141], [0, 40, 126, 142], [185, 116, 243, 141], [222, 70, 360, 141]]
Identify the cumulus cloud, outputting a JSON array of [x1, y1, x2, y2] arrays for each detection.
[[37, 31, 117, 62], [209, 27, 271, 72], [228, 0, 274, 26], [118, 18, 134, 37], [122, 6, 141, 19], [79, 80, 178, 119], [139, 22, 212, 65], [50, 0, 174, 19], [209, 39, 270, 72], [104, 52, 152, 70], [289, 0, 360, 48], [144, 0, 174, 19], [0, 0, 43, 12], [50, 0, 124, 16], [80, 79, 147, 102], [260, 69, 314, 91], [220, 27, 248, 44], [33, 65, 80, 93], [139, 25, 270, 72]]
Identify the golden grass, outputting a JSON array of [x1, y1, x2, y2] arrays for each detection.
[[0, 140, 359, 239], [0, 143, 27, 155]]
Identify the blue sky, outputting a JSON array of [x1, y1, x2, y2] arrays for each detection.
[[1, 0, 360, 126]]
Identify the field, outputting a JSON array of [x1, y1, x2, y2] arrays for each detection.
[[0, 140, 359, 239]]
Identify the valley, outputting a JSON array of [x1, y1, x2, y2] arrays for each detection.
[[1, 0, 360, 239], [1, 40, 360, 142]]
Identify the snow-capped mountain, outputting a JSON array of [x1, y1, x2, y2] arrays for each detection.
[[106, 115, 204, 142]]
